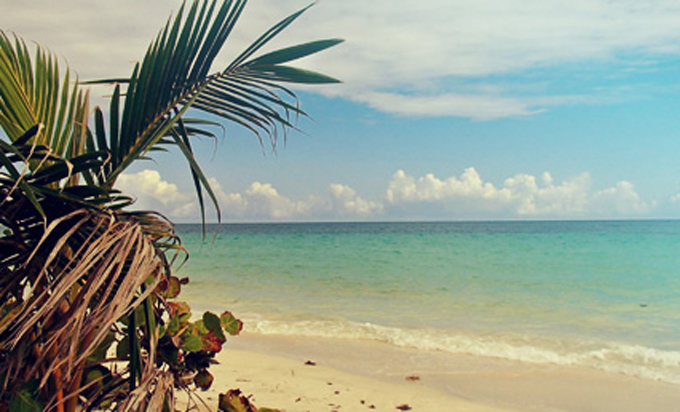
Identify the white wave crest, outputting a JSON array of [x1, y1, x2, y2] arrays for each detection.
[[245, 317, 680, 384]]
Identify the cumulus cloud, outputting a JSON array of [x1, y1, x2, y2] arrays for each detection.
[[592, 181, 655, 215], [209, 177, 382, 221], [386, 168, 653, 219], [115, 169, 653, 221], [327, 184, 384, 216], [116, 170, 195, 217], [6, 0, 680, 119]]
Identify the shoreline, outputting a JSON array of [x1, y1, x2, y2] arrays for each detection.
[[196, 332, 680, 412]]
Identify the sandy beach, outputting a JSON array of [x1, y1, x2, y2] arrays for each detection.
[[192, 333, 680, 412]]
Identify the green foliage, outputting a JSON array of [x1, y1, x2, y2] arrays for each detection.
[[86, 0, 342, 230], [158, 297, 243, 391], [8, 381, 43, 412], [0, 1, 340, 410], [221, 310, 245, 335]]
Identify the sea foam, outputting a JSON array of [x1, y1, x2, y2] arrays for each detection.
[[245, 317, 680, 384]]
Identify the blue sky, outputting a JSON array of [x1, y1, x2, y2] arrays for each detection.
[[4, 0, 680, 221]]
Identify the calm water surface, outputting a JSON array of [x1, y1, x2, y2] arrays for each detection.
[[177, 220, 680, 383]]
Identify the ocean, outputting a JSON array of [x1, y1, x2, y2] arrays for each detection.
[[176, 220, 680, 384]]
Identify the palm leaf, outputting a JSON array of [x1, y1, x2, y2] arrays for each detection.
[[87, 0, 342, 225], [244, 39, 343, 67], [0, 31, 90, 173], [0, 3, 344, 410]]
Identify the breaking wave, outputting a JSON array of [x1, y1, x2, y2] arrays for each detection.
[[245, 317, 680, 384]]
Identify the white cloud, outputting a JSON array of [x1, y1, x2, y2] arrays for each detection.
[[354, 92, 543, 120], [592, 181, 655, 216], [327, 184, 384, 216], [288, 0, 680, 117], [115, 168, 654, 221], [209, 177, 381, 221], [2, 0, 183, 79], [5, 0, 680, 119], [386, 168, 652, 219], [116, 170, 195, 217]]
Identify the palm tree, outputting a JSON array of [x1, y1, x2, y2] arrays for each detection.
[[0, 1, 341, 410]]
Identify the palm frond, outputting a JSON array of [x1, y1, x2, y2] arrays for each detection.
[[87, 0, 342, 225], [0, 31, 90, 171], [0, 156, 184, 407]]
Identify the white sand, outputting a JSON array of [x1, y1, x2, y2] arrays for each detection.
[[190, 333, 680, 412], [199, 348, 517, 412]]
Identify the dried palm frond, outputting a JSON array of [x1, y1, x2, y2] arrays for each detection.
[[0, 188, 173, 410]]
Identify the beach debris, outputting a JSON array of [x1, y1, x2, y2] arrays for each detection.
[[295, 397, 302, 402], [304, 360, 317, 366], [396, 404, 412, 410], [368, 405, 376, 409], [218, 389, 257, 411], [405, 375, 420, 381], [218, 389, 283, 412], [334, 390, 341, 395]]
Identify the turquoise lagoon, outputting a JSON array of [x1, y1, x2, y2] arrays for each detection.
[[176, 220, 680, 384]]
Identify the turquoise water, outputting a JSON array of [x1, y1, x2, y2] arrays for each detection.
[[177, 220, 680, 383]]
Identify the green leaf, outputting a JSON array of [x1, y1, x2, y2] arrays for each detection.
[[9, 384, 43, 412], [203, 311, 221, 332], [250, 65, 341, 84], [227, 3, 314, 70], [182, 334, 203, 352], [166, 276, 182, 299], [117, 335, 130, 359], [194, 370, 214, 391], [246, 39, 344, 67], [164, 315, 181, 337], [203, 311, 226, 341], [12, 123, 43, 146], [194, 319, 208, 335], [220, 311, 243, 336]]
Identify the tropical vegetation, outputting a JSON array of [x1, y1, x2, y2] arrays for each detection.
[[0, 0, 341, 410]]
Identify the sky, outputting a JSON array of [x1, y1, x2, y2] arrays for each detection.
[[4, 0, 680, 222]]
